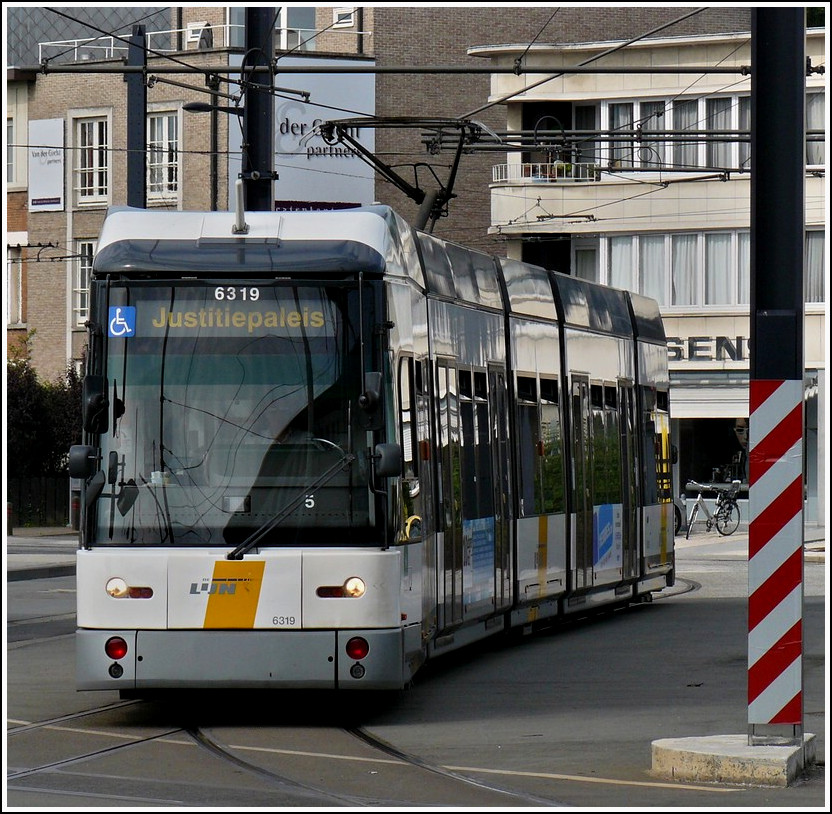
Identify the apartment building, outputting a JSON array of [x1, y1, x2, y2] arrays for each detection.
[[473, 27, 826, 524]]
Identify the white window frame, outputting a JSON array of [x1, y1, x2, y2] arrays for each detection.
[[601, 230, 762, 310], [72, 111, 110, 207], [572, 238, 599, 283], [275, 5, 317, 51], [147, 108, 180, 203], [806, 90, 825, 169], [333, 7, 356, 28], [73, 240, 95, 326], [6, 244, 25, 326], [7, 115, 15, 186], [600, 94, 756, 174], [7, 84, 28, 191]]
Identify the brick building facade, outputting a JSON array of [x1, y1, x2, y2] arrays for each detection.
[[7, 5, 755, 378]]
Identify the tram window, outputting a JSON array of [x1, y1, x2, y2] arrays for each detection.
[[540, 378, 558, 404], [605, 409, 622, 502], [656, 389, 669, 412], [414, 360, 425, 395], [540, 402, 565, 513], [474, 371, 487, 400], [460, 398, 477, 517], [591, 384, 603, 409], [517, 402, 541, 515], [604, 386, 617, 409], [459, 369, 472, 399], [475, 399, 494, 515], [517, 375, 536, 402], [398, 357, 418, 480]]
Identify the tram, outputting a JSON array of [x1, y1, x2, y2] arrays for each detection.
[[69, 203, 675, 693]]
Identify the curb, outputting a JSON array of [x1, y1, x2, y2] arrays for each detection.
[[7, 564, 77, 582]]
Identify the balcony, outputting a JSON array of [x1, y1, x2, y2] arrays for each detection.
[[492, 162, 601, 184]]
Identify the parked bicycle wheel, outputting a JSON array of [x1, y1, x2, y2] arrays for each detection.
[[715, 501, 740, 535], [685, 504, 698, 539]]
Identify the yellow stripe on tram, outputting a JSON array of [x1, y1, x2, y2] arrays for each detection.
[[203, 560, 266, 628]]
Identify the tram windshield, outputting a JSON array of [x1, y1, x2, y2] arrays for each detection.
[[93, 281, 375, 546]]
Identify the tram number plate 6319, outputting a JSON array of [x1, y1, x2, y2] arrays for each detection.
[[272, 616, 297, 626]]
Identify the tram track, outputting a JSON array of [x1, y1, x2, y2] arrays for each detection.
[[653, 576, 702, 599], [6, 698, 143, 735], [188, 723, 564, 807], [7, 698, 559, 806]]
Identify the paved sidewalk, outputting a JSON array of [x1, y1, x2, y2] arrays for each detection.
[[4, 523, 826, 581], [5, 526, 79, 581]]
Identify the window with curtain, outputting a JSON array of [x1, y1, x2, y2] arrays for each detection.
[[672, 100, 698, 169], [671, 234, 698, 305], [6, 248, 23, 325], [147, 111, 179, 200], [705, 98, 732, 168], [609, 236, 634, 290], [6, 116, 14, 184], [738, 96, 751, 169], [705, 233, 732, 304], [609, 103, 634, 168], [574, 247, 598, 282], [805, 231, 825, 303], [73, 241, 95, 325], [639, 235, 666, 305], [737, 232, 750, 304], [75, 116, 108, 204], [806, 92, 825, 166], [639, 101, 667, 169]]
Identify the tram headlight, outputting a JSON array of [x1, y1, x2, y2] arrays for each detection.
[[343, 577, 366, 598], [316, 576, 366, 598], [106, 577, 129, 598], [105, 577, 153, 599]]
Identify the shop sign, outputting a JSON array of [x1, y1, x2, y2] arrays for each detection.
[[667, 336, 748, 362]]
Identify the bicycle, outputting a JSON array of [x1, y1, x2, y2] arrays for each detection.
[[685, 479, 741, 539]]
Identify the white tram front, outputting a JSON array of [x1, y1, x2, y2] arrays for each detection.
[[70, 205, 674, 693]]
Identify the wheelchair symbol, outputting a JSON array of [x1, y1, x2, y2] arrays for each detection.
[[108, 306, 136, 338]]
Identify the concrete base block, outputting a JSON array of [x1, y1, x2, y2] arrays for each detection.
[[652, 733, 816, 787]]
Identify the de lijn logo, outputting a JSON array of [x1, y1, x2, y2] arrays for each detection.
[[108, 306, 136, 338]]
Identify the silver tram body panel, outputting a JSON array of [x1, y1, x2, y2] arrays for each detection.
[[75, 205, 674, 691]]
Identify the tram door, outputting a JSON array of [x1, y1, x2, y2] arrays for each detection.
[[436, 362, 463, 629], [620, 383, 639, 579], [489, 366, 511, 609], [570, 375, 593, 589]]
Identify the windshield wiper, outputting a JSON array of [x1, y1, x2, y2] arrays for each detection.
[[227, 445, 356, 560]]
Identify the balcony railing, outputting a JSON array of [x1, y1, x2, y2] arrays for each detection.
[[492, 162, 601, 184], [36, 23, 362, 63]]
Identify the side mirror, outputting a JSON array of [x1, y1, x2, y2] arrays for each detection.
[[82, 375, 109, 434], [358, 372, 382, 413], [671, 444, 679, 465], [358, 372, 383, 430], [374, 442, 402, 478], [69, 445, 98, 479]]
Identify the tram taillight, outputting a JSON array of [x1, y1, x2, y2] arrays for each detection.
[[345, 637, 370, 660], [105, 636, 128, 660]]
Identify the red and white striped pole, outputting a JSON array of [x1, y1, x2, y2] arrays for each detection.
[[747, 9, 806, 746], [747, 380, 804, 738]]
